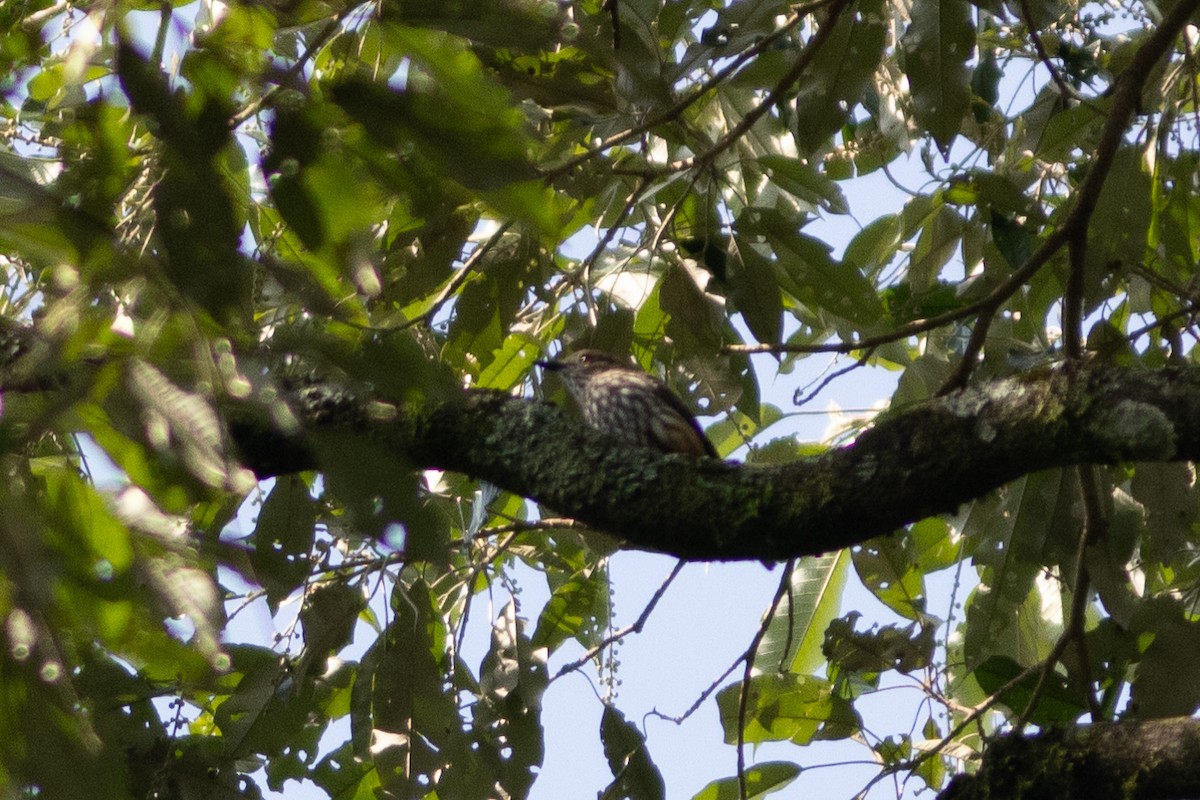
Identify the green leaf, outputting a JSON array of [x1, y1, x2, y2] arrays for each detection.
[[794, 0, 888, 151], [32, 460, 134, 573], [532, 567, 608, 652], [1149, 153, 1200, 281], [756, 155, 849, 215], [474, 600, 547, 797], [704, 404, 785, 458], [297, 581, 364, 676], [1087, 146, 1151, 291], [737, 211, 882, 324], [365, 580, 461, 796], [959, 470, 1079, 667], [900, 0, 975, 150], [963, 578, 1053, 671], [973, 655, 1089, 725], [716, 673, 858, 745], [909, 518, 961, 573], [908, 205, 964, 292], [312, 431, 450, 559], [732, 244, 783, 344], [754, 550, 850, 675], [852, 535, 926, 620], [600, 705, 666, 800], [659, 264, 724, 353], [214, 654, 287, 756], [1129, 598, 1200, 718], [117, 41, 249, 322], [313, 740, 376, 798], [478, 332, 542, 391], [914, 719, 948, 790], [124, 360, 248, 493], [690, 761, 802, 800], [823, 612, 937, 679], [0, 154, 111, 266], [1130, 462, 1197, 568], [447, 246, 542, 369], [251, 475, 317, 610], [135, 539, 226, 669], [842, 213, 902, 277], [1021, 88, 1105, 163]]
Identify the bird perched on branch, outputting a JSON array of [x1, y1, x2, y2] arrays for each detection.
[[536, 349, 719, 459]]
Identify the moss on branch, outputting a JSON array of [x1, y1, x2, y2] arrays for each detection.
[[230, 361, 1200, 561]]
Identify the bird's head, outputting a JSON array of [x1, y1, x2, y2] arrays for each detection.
[[535, 349, 635, 400]]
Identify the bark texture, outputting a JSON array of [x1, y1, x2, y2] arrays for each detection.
[[230, 360, 1200, 561], [939, 717, 1200, 800]]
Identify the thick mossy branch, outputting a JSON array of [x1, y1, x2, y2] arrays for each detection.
[[234, 361, 1200, 562], [939, 717, 1200, 800]]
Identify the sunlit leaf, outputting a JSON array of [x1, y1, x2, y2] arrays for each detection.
[[690, 761, 802, 800], [716, 673, 859, 746], [754, 550, 850, 675]]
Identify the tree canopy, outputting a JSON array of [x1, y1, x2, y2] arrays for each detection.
[[3, 0, 1200, 798]]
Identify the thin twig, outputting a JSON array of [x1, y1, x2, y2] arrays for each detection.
[[19, 0, 69, 29], [230, 6, 369, 127], [1016, 0, 1083, 101], [1130, 262, 1193, 297], [551, 559, 686, 681], [678, 0, 854, 174], [733, 0, 1200, 371], [1063, 233, 1087, 360], [454, 529, 521, 657], [1016, 465, 1104, 729], [647, 652, 746, 725], [151, 2, 172, 67], [541, 0, 832, 180], [937, 307, 996, 395], [794, 350, 874, 407], [470, 517, 585, 540], [854, 657, 1057, 798], [399, 220, 514, 330], [736, 564, 794, 799]]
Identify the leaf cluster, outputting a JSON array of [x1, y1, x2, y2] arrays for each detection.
[[2, 0, 1200, 797]]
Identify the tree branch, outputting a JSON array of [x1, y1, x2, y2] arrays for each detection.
[[231, 360, 1200, 562], [939, 717, 1200, 800]]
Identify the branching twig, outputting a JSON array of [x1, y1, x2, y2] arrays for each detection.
[[856, 465, 1111, 793], [541, 0, 833, 180], [647, 651, 746, 726], [679, 0, 854, 174], [470, 517, 585, 540], [795, 351, 874, 407], [855, 657, 1060, 797], [732, 0, 1200, 375]]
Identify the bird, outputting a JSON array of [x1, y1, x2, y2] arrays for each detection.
[[535, 349, 719, 458]]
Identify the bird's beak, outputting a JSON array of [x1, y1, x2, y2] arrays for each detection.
[[535, 358, 563, 371]]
